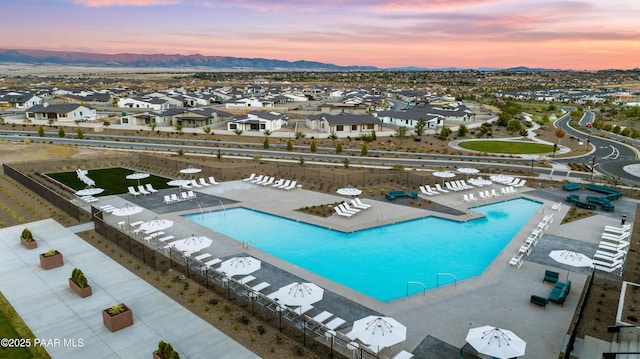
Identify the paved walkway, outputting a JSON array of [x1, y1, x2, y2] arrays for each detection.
[[0, 219, 259, 359]]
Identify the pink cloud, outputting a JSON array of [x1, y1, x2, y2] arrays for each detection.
[[72, 0, 181, 7], [378, 0, 501, 11]]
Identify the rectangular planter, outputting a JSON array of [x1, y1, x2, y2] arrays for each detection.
[[102, 305, 133, 332], [68, 278, 92, 298], [20, 237, 38, 249], [39, 252, 63, 270]]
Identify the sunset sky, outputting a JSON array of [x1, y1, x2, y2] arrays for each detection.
[[3, 0, 639, 70]]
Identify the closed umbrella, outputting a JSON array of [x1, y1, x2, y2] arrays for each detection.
[[348, 316, 407, 353], [466, 325, 526, 359]]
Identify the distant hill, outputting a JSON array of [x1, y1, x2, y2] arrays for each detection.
[[0, 49, 378, 71]]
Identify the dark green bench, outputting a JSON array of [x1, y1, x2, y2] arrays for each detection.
[[548, 280, 572, 307], [587, 196, 615, 211], [530, 295, 548, 307], [566, 194, 579, 203], [586, 184, 621, 199], [543, 270, 559, 283], [385, 190, 418, 200], [575, 201, 596, 210], [563, 183, 583, 191]]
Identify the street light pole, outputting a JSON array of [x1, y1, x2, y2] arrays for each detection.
[[590, 156, 596, 181]]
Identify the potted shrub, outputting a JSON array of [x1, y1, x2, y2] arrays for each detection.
[[153, 340, 181, 359], [39, 249, 63, 270], [20, 228, 37, 249], [102, 303, 133, 332], [68, 268, 92, 298]]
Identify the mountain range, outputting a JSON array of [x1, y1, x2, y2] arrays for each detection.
[[0, 49, 377, 71]]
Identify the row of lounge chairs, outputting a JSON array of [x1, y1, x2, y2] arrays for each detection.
[[333, 198, 372, 218], [163, 191, 197, 204], [184, 177, 220, 189], [462, 187, 517, 203], [128, 184, 159, 197], [489, 175, 527, 187], [244, 173, 299, 190], [591, 224, 631, 272], [419, 184, 449, 196], [509, 214, 553, 268]]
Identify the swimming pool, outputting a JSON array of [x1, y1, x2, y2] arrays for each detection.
[[184, 198, 541, 302]]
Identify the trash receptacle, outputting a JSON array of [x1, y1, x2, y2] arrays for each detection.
[[622, 214, 627, 225]]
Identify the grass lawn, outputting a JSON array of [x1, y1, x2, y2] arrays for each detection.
[[46, 167, 173, 196], [0, 291, 50, 359], [458, 140, 555, 154]]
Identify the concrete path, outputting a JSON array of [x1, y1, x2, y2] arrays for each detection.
[[0, 219, 259, 359]]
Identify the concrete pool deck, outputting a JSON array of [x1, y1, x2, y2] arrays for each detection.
[[76, 181, 636, 357]]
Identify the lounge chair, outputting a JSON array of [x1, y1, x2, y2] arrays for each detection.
[[187, 190, 197, 199], [251, 282, 271, 292], [468, 193, 478, 202], [509, 254, 523, 268], [325, 317, 346, 330], [490, 189, 500, 197], [204, 258, 222, 267], [157, 235, 175, 243], [460, 180, 474, 189], [594, 250, 625, 261], [283, 180, 297, 190], [194, 253, 213, 261], [143, 231, 165, 240], [513, 179, 527, 187], [243, 173, 256, 181], [334, 206, 354, 218], [271, 179, 285, 188], [343, 203, 361, 213], [208, 176, 220, 185], [425, 185, 439, 195], [354, 198, 372, 209], [163, 195, 172, 204], [250, 175, 264, 184], [190, 179, 203, 188], [181, 192, 189, 201], [138, 185, 151, 196], [543, 270, 559, 283], [602, 232, 630, 242], [170, 193, 180, 202], [350, 199, 369, 210], [145, 183, 159, 193], [311, 311, 333, 323], [435, 183, 449, 193], [127, 186, 141, 197], [604, 224, 631, 235], [463, 194, 471, 203], [445, 182, 460, 192], [261, 177, 275, 186], [239, 275, 256, 285], [199, 178, 211, 186], [339, 204, 358, 214], [276, 179, 291, 189], [419, 186, 433, 196], [518, 243, 532, 256], [478, 191, 487, 200]]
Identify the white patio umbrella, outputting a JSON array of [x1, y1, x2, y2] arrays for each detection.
[[75, 187, 104, 196], [272, 282, 324, 307], [126, 172, 150, 186], [219, 256, 262, 277], [433, 171, 456, 185], [336, 187, 362, 198], [179, 167, 202, 178], [457, 167, 480, 180], [549, 249, 593, 281], [167, 179, 192, 192], [348, 316, 407, 353], [466, 325, 526, 359], [138, 217, 174, 233], [170, 234, 212, 254], [110, 203, 144, 217]]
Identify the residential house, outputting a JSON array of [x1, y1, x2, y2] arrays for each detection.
[[117, 96, 172, 110], [227, 111, 287, 133], [224, 97, 274, 109], [305, 113, 382, 134], [26, 103, 96, 122], [376, 109, 443, 129], [0, 92, 42, 109]]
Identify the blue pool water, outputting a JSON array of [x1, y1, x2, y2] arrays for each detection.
[[184, 198, 541, 302]]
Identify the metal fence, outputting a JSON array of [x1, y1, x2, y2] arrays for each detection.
[[3, 163, 83, 220], [91, 208, 379, 359]]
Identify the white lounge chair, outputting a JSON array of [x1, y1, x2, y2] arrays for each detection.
[[163, 195, 172, 204], [251, 282, 271, 292], [604, 224, 631, 235], [425, 185, 439, 195], [276, 179, 291, 189], [190, 179, 203, 188], [419, 186, 433, 196], [127, 186, 141, 197], [479, 191, 487, 200], [145, 183, 159, 193], [239, 275, 256, 285], [468, 193, 478, 202], [181, 192, 189, 201], [435, 183, 449, 193], [243, 173, 256, 181], [339, 204, 358, 215], [509, 254, 523, 268], [325, 317, 346, 330], [271, 179, 285, 188], [170, 193, 180, 202], [138, 185, 150, 196], [334, 206, 354, 218], [552, 202, 561, 211], [187, 190, 196, 199], [602, 232, 630, 242], [343, 203, 361, 213], [463, 194, 472, 203], [194, 253, 213, 261], [490, 189, 500, 197], [250, 175, 264, 184], [204, 258, 222, 267], [354, 198, 372, 209], [208, 176, 220, 185], [311, 311, 333, 323], [261, 177, 275, 186], [199, 178, 211, 186], [283, 180, 297, 190], [350, 199, 368, 210], [594, 250, 625, 261], [143, 231, 165, 240]]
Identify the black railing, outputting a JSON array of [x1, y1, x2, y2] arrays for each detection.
[[564, 269, 595, 359]]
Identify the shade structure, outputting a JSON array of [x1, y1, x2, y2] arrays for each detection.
[[75, 187, 104, 196], [348, 316, 407, 353], [126, 172, 150, 186], [465, 326, 526, 359], [219, 256, 261, 277], [272, 282, 324, 307], [170, 234, 212, 254], [457, 167, 480, 179], [110, 203, 144, 217], [167, 179, 191, 192], [433, 171, 456, 185], [180, 167, 202, 174], [549, 250, 593, 268], [138, 217, 174, 233], [336, 187, 362, 197]]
